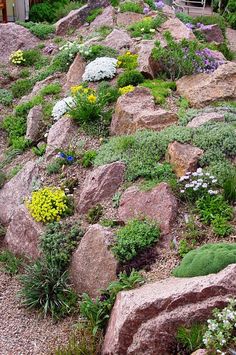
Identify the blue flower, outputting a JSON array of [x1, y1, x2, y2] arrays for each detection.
[[67, 155, 74, 163], [59, 152, 66, 159]]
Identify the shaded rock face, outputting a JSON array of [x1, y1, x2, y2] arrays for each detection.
[[166, 142, 204, 178], [77, 162, 126, 213], [70, 224, 118, 298], [0, 23, 39, 64], [118, 183, 177, 235], [110, 87, 178, 135], [25, 105, 45, 143], [198, 24, 224, 44], [64, 54, 86, 92], [45, 117, 78, 159], [102, 29, 134, 51], [117, 12, 144, 27], [137, 40, 156, 79], [55, 0, 109, 35], [160, 18, 196, 41], [89, 6, 115, 30], [177, 62, 236, 108], [102, 264, 236, 355], [0, 161, 39, 225], [5, 206, 43, 260], [187, 111, 225, 128]]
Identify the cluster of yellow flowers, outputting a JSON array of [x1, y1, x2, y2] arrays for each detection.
[[117, 51, 138, 70], [119, 85, 135, 95], [9, 50, 26, 65], [26, 187, 69, 223], [71, 85, 97, 104]]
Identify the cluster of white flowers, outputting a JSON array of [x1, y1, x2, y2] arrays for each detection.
[[82, 57, 118, 82], [52, 97, 75, 121], [179, 168, 218, 196], [203, 299, 236, 353]]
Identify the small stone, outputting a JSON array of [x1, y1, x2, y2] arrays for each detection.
[[25, 105, 45, 143]]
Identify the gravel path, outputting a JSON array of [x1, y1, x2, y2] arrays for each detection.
[[0, 271, 76, 355]]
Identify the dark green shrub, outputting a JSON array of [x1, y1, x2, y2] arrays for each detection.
[[40, 222, 84, 270], [0, 89, 13, 106], [18, 21, 55, 39], [211, 215, 234, 237], [196, 195, 233, 225], [0, 250, 23, 275], [173, 243, 236, 277], [97, 82, 120, 104], [86, 8, 102, 23], [40, 82, 61, 96], [112, 219, 160, 262], [19, 260, 78, 319], [19, 68, 31, 78], [22, 49, 42, 67], [223, 168, 236, 203], [11, 79, 33, 98], [2, 115, 27, 144], [176, 323, 206, 352], [29, 2, 55, 22], [86, 204, 103, 224], [110, 0, 120, 5], [80, 270, 143, 334], [81, 150, 97, 168], [117, 70, 144, 87], [120, 2, 143, 13]]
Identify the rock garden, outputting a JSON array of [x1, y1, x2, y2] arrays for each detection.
[[0, 0, 236, 354]]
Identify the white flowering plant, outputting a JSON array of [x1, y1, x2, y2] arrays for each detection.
[[52, 96, 75, 121], [203, 298, 236, 354], [179, 168, 219, 201], [82, 57, 118, 82]]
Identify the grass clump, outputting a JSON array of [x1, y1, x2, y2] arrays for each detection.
[[18, 21, 55, 39], [86, 8, 102, 23], [173, 243, 236, 277], [176, 323, 206, 353], [120, 2, 143, 13], [128, 15, 166, 38], [140, 79, 176, 104], [0, 250, 23, 275], [112, 219, 160, 262], [11, 79, 34, 98], [86, 204, 103, 224]]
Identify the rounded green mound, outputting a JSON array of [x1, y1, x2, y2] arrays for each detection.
[[173, 243, 236, 277]]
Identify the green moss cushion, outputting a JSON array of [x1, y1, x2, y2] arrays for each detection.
[[173, 243, 236, 277]]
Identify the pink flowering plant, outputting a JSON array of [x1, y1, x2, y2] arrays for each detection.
[[179, 168, 219, 201]]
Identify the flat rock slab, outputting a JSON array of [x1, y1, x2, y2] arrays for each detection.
[[117, 12, 144, 27], [166, 141, 204, 177], [177, 62, 236, 108], [77, 162, 126, 213], [0, 161, 39, 225], [70, 224, 118, 297], [118, 183, 177, 235], [187, 111, 225, 128], [103, 264, 236, 355], [89, 6, 115, 30], [160, 18, 195, 41], [102, 29, 134, 51], [5, 206, 44, 260]]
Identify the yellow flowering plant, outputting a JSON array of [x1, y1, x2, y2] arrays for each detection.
[[9, 50, 26, 65], [117, 51, 138, 70], [119, 85, 135, 95], [26, 187, 70, 223]]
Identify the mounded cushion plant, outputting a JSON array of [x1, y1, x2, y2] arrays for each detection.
[[173, 243, 236, 277]]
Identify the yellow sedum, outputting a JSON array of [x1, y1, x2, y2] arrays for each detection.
[[71, 85, 83, 95], [9, 50, 26, 65], [119, 85, 135, 95], [26, 187, 69, 223]]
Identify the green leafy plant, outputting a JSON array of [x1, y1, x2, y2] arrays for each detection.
[[11, 78, 34, 98], [81, 150, 97, 168], [211, 215, 233, 237], [32, 144, 47, 157], [120, 2, 143, 13], [0, 250, 23, 275], [176, 323, 206, 352], [140, 79, 176, 104], [80, 270, 143, 334], [173, 243, 236, 277], [117, 51, 138, 70], [86, 204, 103, 224], [117, 70, 144, 87], [40, 222, 84, 270], [0, 170, 6, 188], [0, 89, 13, 106], [112, 219, 160, 262], [128, 15, 166, 38], [86, 8, 102, 23], [18, 21, 55, 39], [196, 195, 233, 225], [19, 260, 78, 319], [112, 192, 121, 209]]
